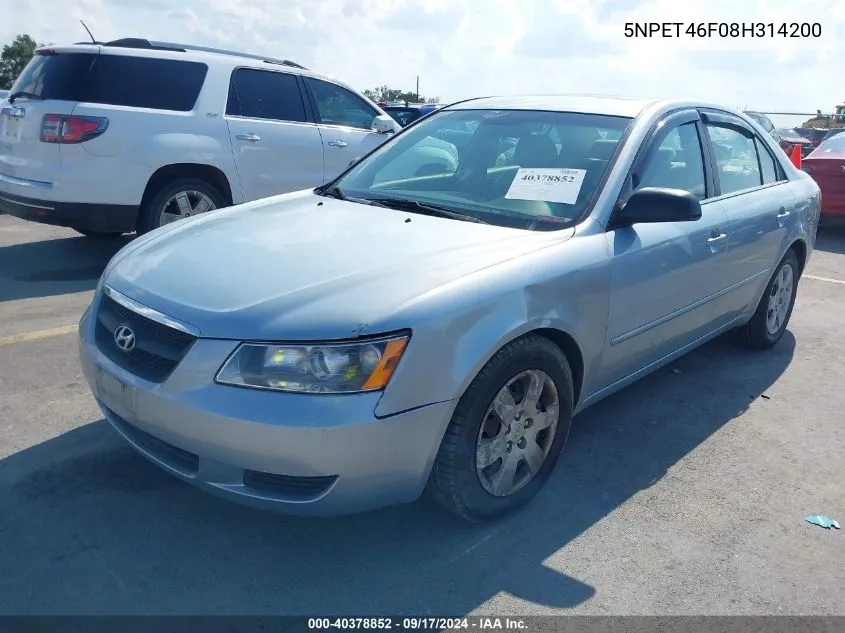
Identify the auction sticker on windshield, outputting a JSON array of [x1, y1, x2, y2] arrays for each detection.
[[505, 168, 586, 205]]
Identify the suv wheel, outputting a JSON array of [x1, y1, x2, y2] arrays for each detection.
[[138, 178, 226, 235]]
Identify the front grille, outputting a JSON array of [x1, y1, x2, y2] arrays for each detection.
[[95, 293, 197, 382], [243, 470, 337, 500]]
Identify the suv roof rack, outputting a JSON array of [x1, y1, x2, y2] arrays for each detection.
[[93, 38, 308, 70]]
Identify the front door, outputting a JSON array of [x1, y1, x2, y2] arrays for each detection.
[[599, 110, 731, 388], [303, 77, 394, 181], [225, 68, 324, 202]]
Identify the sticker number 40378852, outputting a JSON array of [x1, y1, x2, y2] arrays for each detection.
[[505, 168, 587, 205]]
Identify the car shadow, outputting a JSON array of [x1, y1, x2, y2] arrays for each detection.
[[0, 234, 132, 302], [0, 333, 795, 615], [815, 225, 845, 255]]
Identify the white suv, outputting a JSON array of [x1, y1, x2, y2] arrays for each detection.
[[0, 38, 400, 237]]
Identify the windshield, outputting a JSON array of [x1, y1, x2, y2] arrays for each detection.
[[333, 108, 632, 231], [778, 128, 802, 137]]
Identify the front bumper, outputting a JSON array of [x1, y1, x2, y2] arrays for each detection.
[[77, 302, 455, 516]]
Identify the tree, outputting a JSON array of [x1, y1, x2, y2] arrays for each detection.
[[0, 34, 39, 89], [362, 85, 437, 104]]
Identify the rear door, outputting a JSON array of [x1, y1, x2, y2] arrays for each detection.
[[0, 48, 94, 187], [700, 110, 794, 319], [302, 77, 395, 179], [225, 67, 324, 201]]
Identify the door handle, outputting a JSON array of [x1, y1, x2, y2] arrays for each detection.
[[706, 233, 728, 250], [236, 133, 261, 142], [776, 208, 791, 227], [327, 140, 348, 148]]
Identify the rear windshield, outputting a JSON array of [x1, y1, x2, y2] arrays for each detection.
[[11, 51, 208, 112], [817, 133, 845, 153]]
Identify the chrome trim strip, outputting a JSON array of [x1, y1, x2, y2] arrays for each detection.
[[103, 285, 201, 337], [0, 194, 54, 210], [610, 268, 771, 346], [0, 171, 54, 190]]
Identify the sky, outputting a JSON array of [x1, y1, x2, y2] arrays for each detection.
[[4, 0, 845, 125]]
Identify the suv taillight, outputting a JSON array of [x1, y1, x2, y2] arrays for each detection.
[[40, 114, 108, 143]]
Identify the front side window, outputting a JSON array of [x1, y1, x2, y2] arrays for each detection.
[[332, 109, 633, 231], [226, 68, 307, 123], [635, 122, 707, 200], [308, 79, 377, 130], [706, 123, 762, 195]]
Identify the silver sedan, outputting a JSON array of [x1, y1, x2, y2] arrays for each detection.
[[78, 95, 820, 522]]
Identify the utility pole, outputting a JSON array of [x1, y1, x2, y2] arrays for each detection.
[[416, 75, 419, 102]]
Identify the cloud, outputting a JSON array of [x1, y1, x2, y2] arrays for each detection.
[[4, 0, 845, 120]]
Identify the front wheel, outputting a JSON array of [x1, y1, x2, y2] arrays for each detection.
[[733, 249, 800, 349], [426, 334, 574, 522]]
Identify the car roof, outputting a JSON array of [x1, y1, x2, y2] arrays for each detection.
[[37, 40, 346, 87], [447, 94, 663, 118]]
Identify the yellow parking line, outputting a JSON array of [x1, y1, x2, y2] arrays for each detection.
[[0, 324, 78, 348], [804, 274, 845, 285]]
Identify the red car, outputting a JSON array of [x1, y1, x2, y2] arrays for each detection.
[[804, 131, 845, 223], [777, 128, 814, 157]]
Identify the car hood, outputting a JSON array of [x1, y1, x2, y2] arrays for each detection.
[[105, 191, 575, 340]]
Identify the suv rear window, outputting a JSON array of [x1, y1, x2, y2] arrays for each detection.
[[11, 51, 208, 112]]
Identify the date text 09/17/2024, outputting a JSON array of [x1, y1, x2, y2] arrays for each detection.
[[623, 22, 822, 38], [307, 617, 528, 630]]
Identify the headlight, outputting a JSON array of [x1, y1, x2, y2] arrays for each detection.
[[215, 333, 410, 394]]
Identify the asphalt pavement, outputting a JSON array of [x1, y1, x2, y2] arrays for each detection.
[[0, 214, 843, 616]]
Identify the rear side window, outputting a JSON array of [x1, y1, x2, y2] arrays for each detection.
[[12, 52, 208, 111], [226, 68, 307, 123], [10, 52, 97, 101], [83, 55, 208, 111]]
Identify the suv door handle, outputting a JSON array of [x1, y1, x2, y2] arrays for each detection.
[[236, 133, 261, 142], [776, 208, 791, 227], [707, 233, 728, 250], [327, 140, 348, 148]]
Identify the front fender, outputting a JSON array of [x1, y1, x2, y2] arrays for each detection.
[[373, 231, 612, 418]]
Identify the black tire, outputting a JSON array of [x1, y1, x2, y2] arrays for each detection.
[[426, 334, 574, 523], [73, 228, 124, 239], [733, 249, 800, 349], [137, 178, 226, 235]]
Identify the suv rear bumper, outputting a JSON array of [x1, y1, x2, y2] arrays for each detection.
[[0, 189, 138, 233]]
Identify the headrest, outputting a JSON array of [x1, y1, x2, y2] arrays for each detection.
[[588, 139, 619, 161], [513, 134, 559, 167]]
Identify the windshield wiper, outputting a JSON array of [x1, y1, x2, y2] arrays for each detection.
[[8, 91, 44, 103], [316, 185, 388, 207], [364, 196, 488, 224]]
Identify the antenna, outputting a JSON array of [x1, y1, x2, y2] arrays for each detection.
[[80, 20, 96, 44]]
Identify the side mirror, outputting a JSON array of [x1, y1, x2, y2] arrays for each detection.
[[615, 187, 702, 227], [348, 156, 361, 168], [372, 114, 396, 134]]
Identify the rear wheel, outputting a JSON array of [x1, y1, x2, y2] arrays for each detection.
[[733, 249, 800, 349], [426, 334, 574, 522], [137, 178, 226, 235]]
